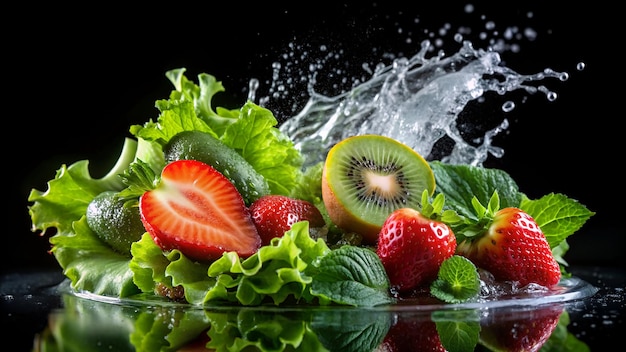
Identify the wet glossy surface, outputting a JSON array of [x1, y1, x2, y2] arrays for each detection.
[[1, 266, 623, 351], [70, 274, 598, 312]]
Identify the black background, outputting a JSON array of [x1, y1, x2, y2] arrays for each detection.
[[5, 2, 622, 273]]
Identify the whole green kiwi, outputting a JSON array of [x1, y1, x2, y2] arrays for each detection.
[[86, 191, 146, 255], [163, 130, 270, 205]]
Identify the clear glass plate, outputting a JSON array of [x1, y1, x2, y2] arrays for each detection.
[[68, 275, 598, 312], [34, 276, 600, 352]]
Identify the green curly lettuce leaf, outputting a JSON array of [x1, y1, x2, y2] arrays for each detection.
[[28, 69, 316, 303], [37, 293, 139, 351], [131, 308, 210, 352], [130, 222, 331, 306], [130, 68, 305, 197], [201, 221, 331, 306], [51, 217, 139, 296], [27, 138, 141, 297], [28, 158, 124, 235], [130, 221, 395, 307], [207, 310, 327, 352]]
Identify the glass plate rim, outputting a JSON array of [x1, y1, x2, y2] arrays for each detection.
[[65, 275, 600, 313]]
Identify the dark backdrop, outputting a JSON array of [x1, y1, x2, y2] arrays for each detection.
[[6, 2, 621, 273]]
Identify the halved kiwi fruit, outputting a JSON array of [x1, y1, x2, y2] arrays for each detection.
[[321, 134, 435, 244]]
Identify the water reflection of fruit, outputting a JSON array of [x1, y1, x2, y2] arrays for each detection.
[[479, 304, 564, 352], [34, 291, 588, 352], [378, 313, 446, 352]]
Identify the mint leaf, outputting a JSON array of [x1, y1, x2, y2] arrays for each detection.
[[433, 309, 481, 352], [520, 193, 595, 248], [310, 246, 394, 307], [311, 309, 391, 352], [430, 161, 522, 220], [430, 255, 480, 304]]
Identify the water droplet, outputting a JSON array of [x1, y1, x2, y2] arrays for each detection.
[[546, 91, 558, 101], [524, 27, 537, 41], [502, 101, 516, 112], [248, 78, 259, 102]]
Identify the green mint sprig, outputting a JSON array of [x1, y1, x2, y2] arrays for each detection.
[[430, 255, 481, 304]]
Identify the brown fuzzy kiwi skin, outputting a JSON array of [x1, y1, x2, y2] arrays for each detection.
[[321, 165, 382, 244]]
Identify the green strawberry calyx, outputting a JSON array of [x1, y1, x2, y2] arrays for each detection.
[[450, 190, 502, 244]]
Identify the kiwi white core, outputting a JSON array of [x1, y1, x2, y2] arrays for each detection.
[[365, 172, 400, 200], [322, 134, 436, 242]]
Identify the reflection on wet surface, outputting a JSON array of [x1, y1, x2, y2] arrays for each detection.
[[2, 266, 623, 351]]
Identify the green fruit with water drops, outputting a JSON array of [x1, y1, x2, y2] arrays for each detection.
[[86, 191, 146, 255], [163, 130, 270, 205]]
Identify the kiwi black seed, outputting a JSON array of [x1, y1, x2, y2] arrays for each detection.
[[321, 134, 435, 243]]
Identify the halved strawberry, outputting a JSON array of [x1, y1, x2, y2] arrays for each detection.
[[455, 193, 561, 287], [248, 194, 326, 245], [139, 159, 261, 261], [376, 193, 457, 292]]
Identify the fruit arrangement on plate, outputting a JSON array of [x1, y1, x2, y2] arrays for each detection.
[[27, 68, 594, 308]]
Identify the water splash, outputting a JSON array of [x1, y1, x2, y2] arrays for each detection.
[[244, 6, 582, 169], [275, 38, 571, 168]]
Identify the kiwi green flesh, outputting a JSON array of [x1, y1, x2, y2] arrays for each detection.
[[324, 134, 435, 240]]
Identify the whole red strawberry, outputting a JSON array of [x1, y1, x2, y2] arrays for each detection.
[[376, 193, 457, 292], [479, 304, 564, 352], [248, 195, 326, 245], [139, 159, 262, 262], [456, 202, 561, 287]]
